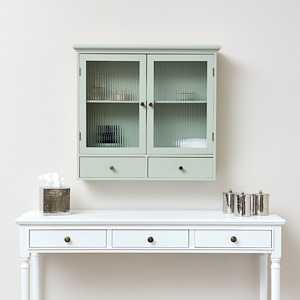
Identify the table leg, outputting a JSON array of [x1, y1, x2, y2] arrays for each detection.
[[271, 257, 281, 300], [21, 257, 30, 300], [32, 253, 41, 300], [260, 254, 268, 300]]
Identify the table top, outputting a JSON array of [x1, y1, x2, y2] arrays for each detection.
[[16, 210, 286, 226]]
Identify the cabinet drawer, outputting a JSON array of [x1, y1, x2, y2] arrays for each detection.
[[148, 157, 214, 179], [30, 230, 107, 248], [194, 230, 272, 248], [112, 230, 189, 248], [79, 157, 145, 178]]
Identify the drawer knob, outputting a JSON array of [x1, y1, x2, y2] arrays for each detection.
[[147, 236, 154, 243], [179, 166, 183, 171], [231, 236, 237, 243], [64, 236, 71, 243], [109, 166, 115, 170]]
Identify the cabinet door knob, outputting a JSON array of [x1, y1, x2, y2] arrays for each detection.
[[147, 236, 154, 243], [109, 166, 114, 170], [179, 166, 183, 170], [231, 236, 237, 243], [64, 236, 71, 243], [149, 102, 153, 107], [140, 102, 145, 106]]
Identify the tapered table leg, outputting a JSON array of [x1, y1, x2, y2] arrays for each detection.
[[260, 254, 268, 300], [21, 257, 30, 300], [32, 253, 41, 300], [271, 257, 281, 300]]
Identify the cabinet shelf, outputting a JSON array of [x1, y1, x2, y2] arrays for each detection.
[[155, 100, 207, 104], [87, 100, 139, 104], [87, 100, 206, 104]]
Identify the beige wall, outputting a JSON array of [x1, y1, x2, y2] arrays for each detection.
[[1, 0, 299, 299]]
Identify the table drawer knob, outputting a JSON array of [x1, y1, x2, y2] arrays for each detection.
[[179, 166, 183, 171], [147, 236, 154, 243], [109, 166, 115, 170], [231, 236, 237, 243], [64, 236, 71, 243]]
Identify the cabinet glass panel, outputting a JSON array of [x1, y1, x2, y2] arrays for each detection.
[[153, 60, 208, 149], [154, 61, 207, 102], [85, 60, 140, 148], [86, 103, 139, 148], [154, 103, 207, 148]]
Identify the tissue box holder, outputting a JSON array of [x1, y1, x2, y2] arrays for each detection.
[[40, 187, 70, 215]]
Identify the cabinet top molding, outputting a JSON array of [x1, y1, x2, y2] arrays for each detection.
[[73, 44, 221, 53]]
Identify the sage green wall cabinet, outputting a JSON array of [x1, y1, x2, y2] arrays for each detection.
[[73, 45, 221, 180]]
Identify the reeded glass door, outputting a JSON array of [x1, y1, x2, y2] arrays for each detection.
[[147, 55, 214, 155], [79, 54, 146, 154]]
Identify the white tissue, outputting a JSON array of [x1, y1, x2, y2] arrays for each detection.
[[39, 172, 64, 188]]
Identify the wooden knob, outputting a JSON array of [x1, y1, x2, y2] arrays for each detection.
[[179, 166, 183, 170], [149, 102, 153, 107], [140, 102, 145, 106], [231, 236, 237, 243], [109, 166, 114, 170], [147, 237, 154, 243], [64, 236, 71, 243]]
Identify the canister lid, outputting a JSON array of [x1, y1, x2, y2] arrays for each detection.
[[253, 190, 269, 196], [223, 188, 233, 195], [235, 191, 251, 197]]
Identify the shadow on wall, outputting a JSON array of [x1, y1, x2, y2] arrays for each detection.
[[70, 53, 244, 209], [216, 53, 240, 184], [79, 179, 220, 209], [41, 253, 258, 300]]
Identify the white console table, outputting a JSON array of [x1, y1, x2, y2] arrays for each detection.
[[16, 210, 285, 300]]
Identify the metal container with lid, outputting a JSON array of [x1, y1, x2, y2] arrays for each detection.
[[234, 192, 251, 217], [223, 189, 234, 214], [252, 190, 269, 216]]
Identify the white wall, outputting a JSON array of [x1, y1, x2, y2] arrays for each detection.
[[1, 0, 299, 299]]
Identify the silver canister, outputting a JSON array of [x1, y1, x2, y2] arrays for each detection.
[[223, 189, 234, 214], [252, 190, 269, 216], [234, 192, 251, 217]]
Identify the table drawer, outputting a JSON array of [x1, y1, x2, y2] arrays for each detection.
[[194, 230, 272, 248], [30, 230, 107, 248], [112, 230, 189, 248], [148, 157, 213, 179], [79, 157, 145, 178]]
